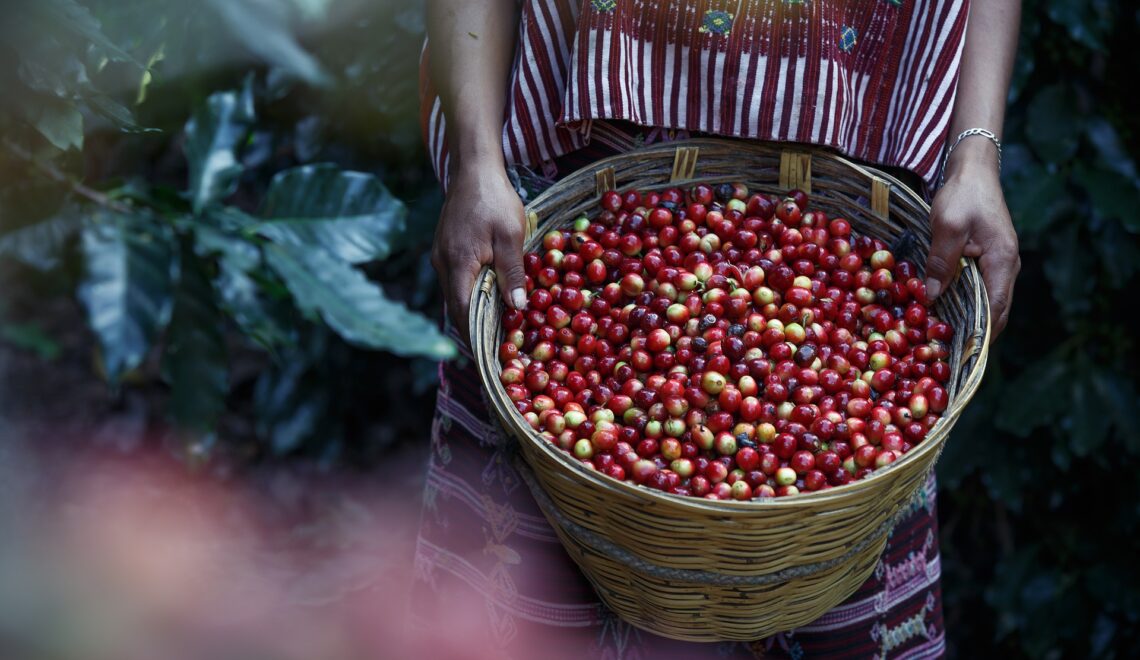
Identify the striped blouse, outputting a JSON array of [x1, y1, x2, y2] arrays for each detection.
[[421, 0, 969, 188]]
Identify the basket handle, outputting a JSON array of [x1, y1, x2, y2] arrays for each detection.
[[956, 267, 991, 381], [780, 150, 812, 193], [959, 331, 985, 374], [468, 266, 497, 347], [870, 176, 891, 221], [671, 146, 700, 181], [595, 167, 616, 198], [524, 210, 539, 240]]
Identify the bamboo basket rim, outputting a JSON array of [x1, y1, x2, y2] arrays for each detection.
[[470, 138, 991, 512]]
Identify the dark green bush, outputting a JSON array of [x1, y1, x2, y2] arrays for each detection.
[[0, 0, 451, 460], [937, 1, 1140, 656]]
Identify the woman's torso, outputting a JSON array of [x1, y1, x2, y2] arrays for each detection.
[[421, 0, 969, 189]]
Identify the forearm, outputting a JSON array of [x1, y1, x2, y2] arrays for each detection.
[[943, 0, 1021, 180], [426, 0, 520, 172], [924, 0, 1022, 336]]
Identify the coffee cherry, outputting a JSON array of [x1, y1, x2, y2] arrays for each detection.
[[790, 450, 816, 475], [775, 467, 797, 487], [501, 183, 955, 499]]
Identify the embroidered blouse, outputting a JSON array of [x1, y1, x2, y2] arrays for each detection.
[[420, 0, 969, 188]]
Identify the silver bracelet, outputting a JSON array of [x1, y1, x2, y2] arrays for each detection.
[[939, 128, 1002, 187]]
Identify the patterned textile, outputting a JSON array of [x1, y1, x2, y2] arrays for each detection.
[[419, 0, 969, 189], [411, 126, 946, 659]]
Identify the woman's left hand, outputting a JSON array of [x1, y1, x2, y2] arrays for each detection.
[[923, 141, 1021, 339]]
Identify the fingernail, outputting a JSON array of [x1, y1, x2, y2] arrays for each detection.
[[925, 278, 941, 301], [511, 288, 526, 310]]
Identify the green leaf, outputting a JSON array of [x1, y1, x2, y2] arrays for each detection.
[[5, 4, 152, 135], [1092, 219, 1140, 287], [1090, 614, 1117, 658], [1073, 163, 1140, 232], [1043, 225, 1096, 319], [1002, 144, 1063, 235], [994, 358, 1070, 437], [257, 164, 407, 264], [192, 222, 259, 271], [183, 88, 255, 214], [257, 367, 326, 453], [162, 245, 228, 435], [0, 322, 62, 362], [264, 243, 455, 359], [1086, 117, 1138, 183], [1068, 368, 1110, 457], [203, 206, 258, 233], [84, 91, 159, 134], [77, 212, 176, 383], [24, 94, 84, 151], [217, 260, 294, 351], [986, 546, 1040, 636], [1091, 370, 1140, 454], [193, 223, 293, 350], [979, 456, 1030, 513], [253, 350, 330, 455], [1046, 0, 1111, 51], [1087, 564, 1140, 619], [28, 0, 141, 67], [0, 210, 84, 271], [13, 47, 84, 99], [1026, 85, 1082, 163], [288, 0, 334, 21], [1051, 433, 1072, 472], [1007, 40, 1034, 104], [204, 0, 331, 87]]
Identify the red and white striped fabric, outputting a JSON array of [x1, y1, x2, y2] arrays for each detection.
[[421, 0, 968, 188]]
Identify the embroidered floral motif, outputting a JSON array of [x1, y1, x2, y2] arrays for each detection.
[[839, 25, 858, 52], [870, 592, 938, 659], [480, 449, 520, 494], [483, 495, 520, 545], [699, 10, 734, 35], [484, 590, 520, 648], [590, 0, 617, 12]]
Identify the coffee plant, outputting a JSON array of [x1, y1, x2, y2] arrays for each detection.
[[0, 0, 453, 456]]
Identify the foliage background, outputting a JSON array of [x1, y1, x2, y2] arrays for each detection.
[[0, 0, 1138, 657]]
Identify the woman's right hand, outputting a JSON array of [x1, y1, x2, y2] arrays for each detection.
[[431, 163, 529, 345]]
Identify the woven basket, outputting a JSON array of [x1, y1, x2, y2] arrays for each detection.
[[469, 139, 990, 642]]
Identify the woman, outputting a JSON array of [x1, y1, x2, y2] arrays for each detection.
[[414, 1, 1021, 657]]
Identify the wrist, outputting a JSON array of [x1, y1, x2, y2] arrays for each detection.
[[943, 132, 1001, 184], [449, 127, 507, 169], [448, 150, 509, 191]]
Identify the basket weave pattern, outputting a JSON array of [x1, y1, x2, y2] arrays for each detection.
[[469, 140, 990, 642]]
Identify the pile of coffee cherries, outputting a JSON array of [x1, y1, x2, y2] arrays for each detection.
[[498, 183, 953, 500]]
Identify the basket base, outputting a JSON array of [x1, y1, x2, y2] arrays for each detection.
[[555, 520, 890, 643]]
